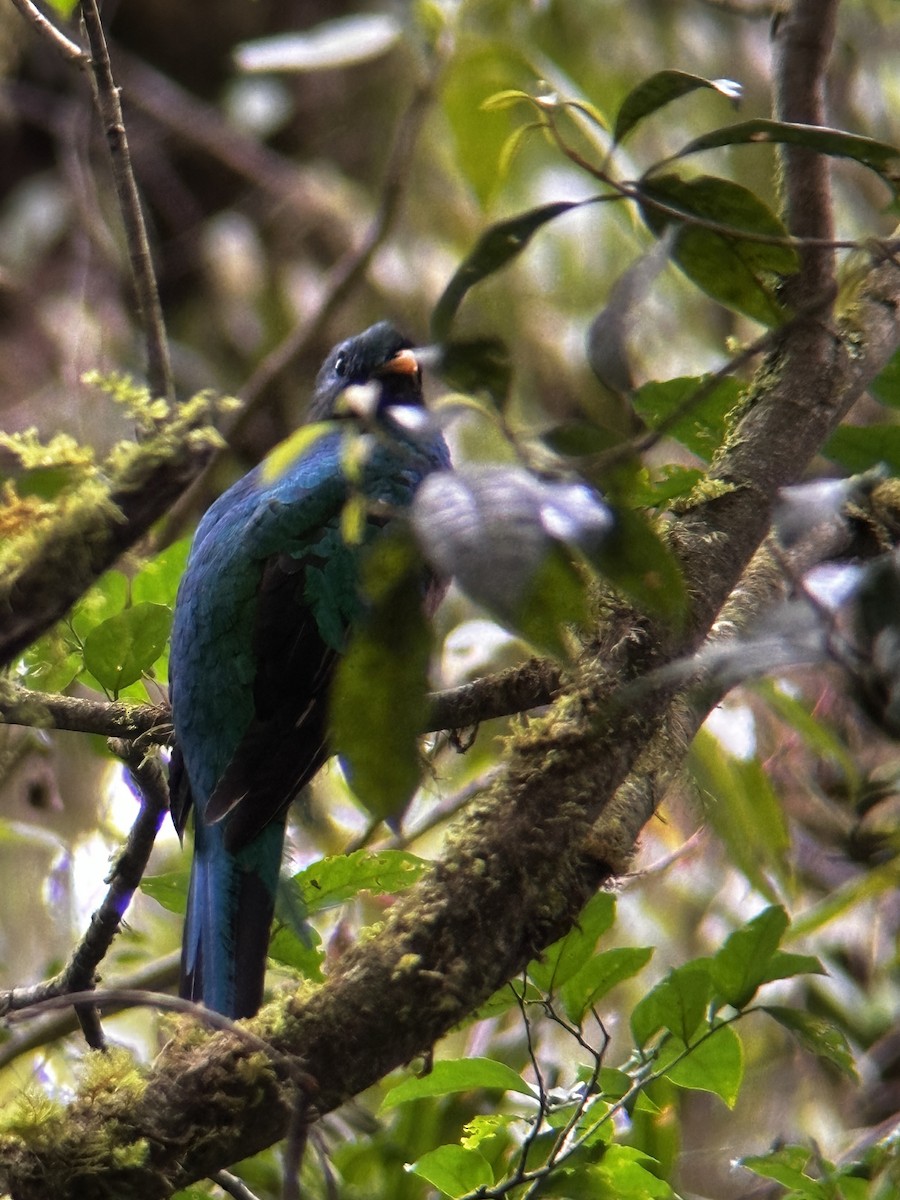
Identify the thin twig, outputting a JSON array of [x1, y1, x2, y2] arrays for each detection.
[[80, 0, 174, 404], [512, 987, 548, 1189], [9, 984, 265, 1040], [0, 951, 179, 1070], [7, 0, 86, 63], [0, 743, 168, 1025], [213, 1171, 264, 1200], [0, 655, 559, 745], [282, 1101, 310, 1200]]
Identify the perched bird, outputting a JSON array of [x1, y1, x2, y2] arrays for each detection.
[[169, 323, 450, 1018]]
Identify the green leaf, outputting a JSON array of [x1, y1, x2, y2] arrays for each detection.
[[330, 533, 433, 823], [290, 849, 426, 916], [591, 505, 687, 625], [460, 1112, 517, 1151], [406, 1144, 493, 1198], [70, 570, 129, 642], [141, 870, 189, 914], [412, 467, 608, 660], [442, 45, 533, 207], [82, 602, 172, 694], [676, 119, 900, 195], [762, 1007, 859, 1081], [738, 1145, 825, 1194], [823, 423, 900, 474], [640, 174, 799, 325], [596, 1067, 634, 1100], [382, 1058, 535, 1110], [431, 201, 586, 340], [631, 960, 712, 1047], [790, 862, 900, 938], [528, 892, 616, 992], [614, 70, 741, 145], [560, 946, 654, 1024], [660, 1023, 744, 1107], [267, 924, 325, 983], [709, 905, 789, 1009], [480, 88, 537, 113], [760, 950, 826, 986], [629, 466, 705, 508], [496, 120, 544, 181], [689, 727, 790, 898], [131, 538, 192, 608], [513, 542, 593, 659], [631, 376, 743, 461], [581, 1145, 675, 1199], [21, 629, 83, 693], [44, 0, 79, 15], [870, 346, 900, 407], [436, 338, 512, 408]]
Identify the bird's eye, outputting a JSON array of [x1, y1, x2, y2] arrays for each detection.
[[333, 352, 349, 378]]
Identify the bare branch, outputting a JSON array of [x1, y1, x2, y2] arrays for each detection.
[[0, 687, 169, 741], [773, 0, 839, 306], [80, 0, 174, 404], [7, 0, 86, 63], [213, 1172, 263, 1200], [0, 951, 179, 1070]]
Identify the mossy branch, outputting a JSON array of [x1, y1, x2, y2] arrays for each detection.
[[0, 397, 219, 668], [2, 235, 900, 1196]]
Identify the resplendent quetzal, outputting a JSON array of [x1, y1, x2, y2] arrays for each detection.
[[169, 323, 450, 1018]]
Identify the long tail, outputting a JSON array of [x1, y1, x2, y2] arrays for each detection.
[[180, 817, 287, 1019]]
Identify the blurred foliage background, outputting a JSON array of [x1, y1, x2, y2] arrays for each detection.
[[2, 1, 900, 1197]]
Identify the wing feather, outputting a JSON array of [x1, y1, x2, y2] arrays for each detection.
[[206, 551, 340, 851]]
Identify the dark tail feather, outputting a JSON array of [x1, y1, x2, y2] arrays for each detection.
[[180, 819, 286, 1019]]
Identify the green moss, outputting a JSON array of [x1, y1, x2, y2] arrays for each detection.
[[0, 388, 225, 625], [0, 1087, 66, 1143], [79, 1047, 147, 1107]]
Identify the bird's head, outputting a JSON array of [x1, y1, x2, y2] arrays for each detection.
[[308, 322, 423, 421]]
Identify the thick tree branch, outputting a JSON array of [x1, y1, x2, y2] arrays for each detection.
[[773, 0, 838, 305], [0, 408, 217, 668], [3, 238, 900, 1195]]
